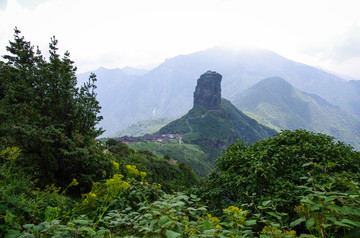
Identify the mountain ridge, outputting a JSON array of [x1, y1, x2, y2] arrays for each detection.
[[77, 46, 360, 138], [159, 71, 276, 162], [234, 77, 360, 149]]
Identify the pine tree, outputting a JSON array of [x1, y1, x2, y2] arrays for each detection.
[[0, 28, 111, 194]]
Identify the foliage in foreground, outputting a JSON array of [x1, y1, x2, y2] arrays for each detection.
[[202, 129, 360, 221], [106, 139, 200, 192], [1, 29, 360, 237], [2, 138, 360, 237]]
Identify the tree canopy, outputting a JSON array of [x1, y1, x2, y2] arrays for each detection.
[[0, 28, 112, 193]]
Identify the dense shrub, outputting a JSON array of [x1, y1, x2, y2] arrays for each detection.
[[201, 129, 360, 220], [107, 139, 200, 192]]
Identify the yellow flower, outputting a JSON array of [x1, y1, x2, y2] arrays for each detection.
[[112, 161, 119, 170], [140, 171, 147, 180], [224, 206, 243, 214], [71, 178, 79, 186], [126, 164, 140, 177], [259, 226, 297, 237], [89, 192, 97, 198], [105, 173, 130, 197], [1, 147, 21, 161], [198, 213, 221, 228], [224, 206, 248, 226], [284, 230, 297, 236]]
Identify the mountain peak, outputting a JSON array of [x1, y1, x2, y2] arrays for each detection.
[[193, 71, 222, 110]]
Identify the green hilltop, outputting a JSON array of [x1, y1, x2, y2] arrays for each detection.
[[159, 99, 276, 164], [159, 71, 276, 165], [234, 77, 360, 149]]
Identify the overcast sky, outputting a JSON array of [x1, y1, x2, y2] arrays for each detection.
[[1, 0, 360, 78]]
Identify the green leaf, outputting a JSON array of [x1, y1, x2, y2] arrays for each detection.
[[326, 162, 337, 167], [334, 221, 351, 227], [4, 229, 21, 238], [291, 217, 306, 227], [267, 211, 280, 218], [299, 234, 317, 238], [166, 230, 181, 238], [322, 223, 332, 229], [270, 222, 280, 228], [300, 198, 314, 204], [6, 197, 18, 206], [306, 218, 315, 229], [73, 219, 89, 225], [302, 162, 312, 167], [244, 219, 257, 226], [262, 200, 271, 206], [341, 219, 360, 227], [159, 216, 169, 226], [310, 204, 321, 211], [163, 220, 174, 228], [23, 224, 34, 229], [324, 196, 336, 203]]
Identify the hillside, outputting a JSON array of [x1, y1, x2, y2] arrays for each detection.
[[115, 117, 175, 137], [159, 71, 276, 162], [234, 77, 360, 149], [160, 100, 276, 162], [77, 47, 360, 137], [128, 140, 212, 177]]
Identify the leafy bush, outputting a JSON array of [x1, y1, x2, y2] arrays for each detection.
[[107, 139, 200, 192], [290, 160, 360, 237], [201, 130, 360, 222], [0, 147, 76, 236]]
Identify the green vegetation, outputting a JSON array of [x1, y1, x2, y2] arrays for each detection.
[[0, 28, 112, 194], [160, 99, 276, 163], [201, 129, 360, 234], [2, 30, 360, 238], [3, 130, 360, 237], [129, 140, 213, 177], [114, 117, 175, 137], [234, 77, 360, 150], [243, 111, 280, 131], [106, 139, 200, 192]]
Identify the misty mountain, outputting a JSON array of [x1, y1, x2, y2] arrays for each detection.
[[159, 98, 277, 162], [234, 77, 360, 149], [121, 66, 149, 76], [77, 47, 360, 137], [159, 71, 276, 162]]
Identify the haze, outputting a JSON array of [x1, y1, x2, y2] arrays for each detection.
[[1, 0, 360, 78]]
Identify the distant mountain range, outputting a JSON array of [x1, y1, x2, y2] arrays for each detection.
[[234, 77, 360, 149], [77, 46, 360, 149]]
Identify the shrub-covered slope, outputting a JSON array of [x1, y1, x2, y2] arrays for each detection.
[[159, 98, 276, 163]]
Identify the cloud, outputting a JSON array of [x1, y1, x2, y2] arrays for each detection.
[[0, 0, 7, 11], [302, 24, 360, 63], [1, 0, 360, 78]]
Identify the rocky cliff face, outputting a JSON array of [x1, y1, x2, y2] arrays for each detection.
[[160, 71, 276, 171], [193, 71, 222, 110]]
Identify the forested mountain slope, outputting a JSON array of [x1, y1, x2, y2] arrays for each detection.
[[234, 77, 360, 149], [78, 47, 360, 138]]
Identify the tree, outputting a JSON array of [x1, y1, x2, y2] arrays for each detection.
[[201, 129, 360, 219], [0, 28, 112, 193]]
